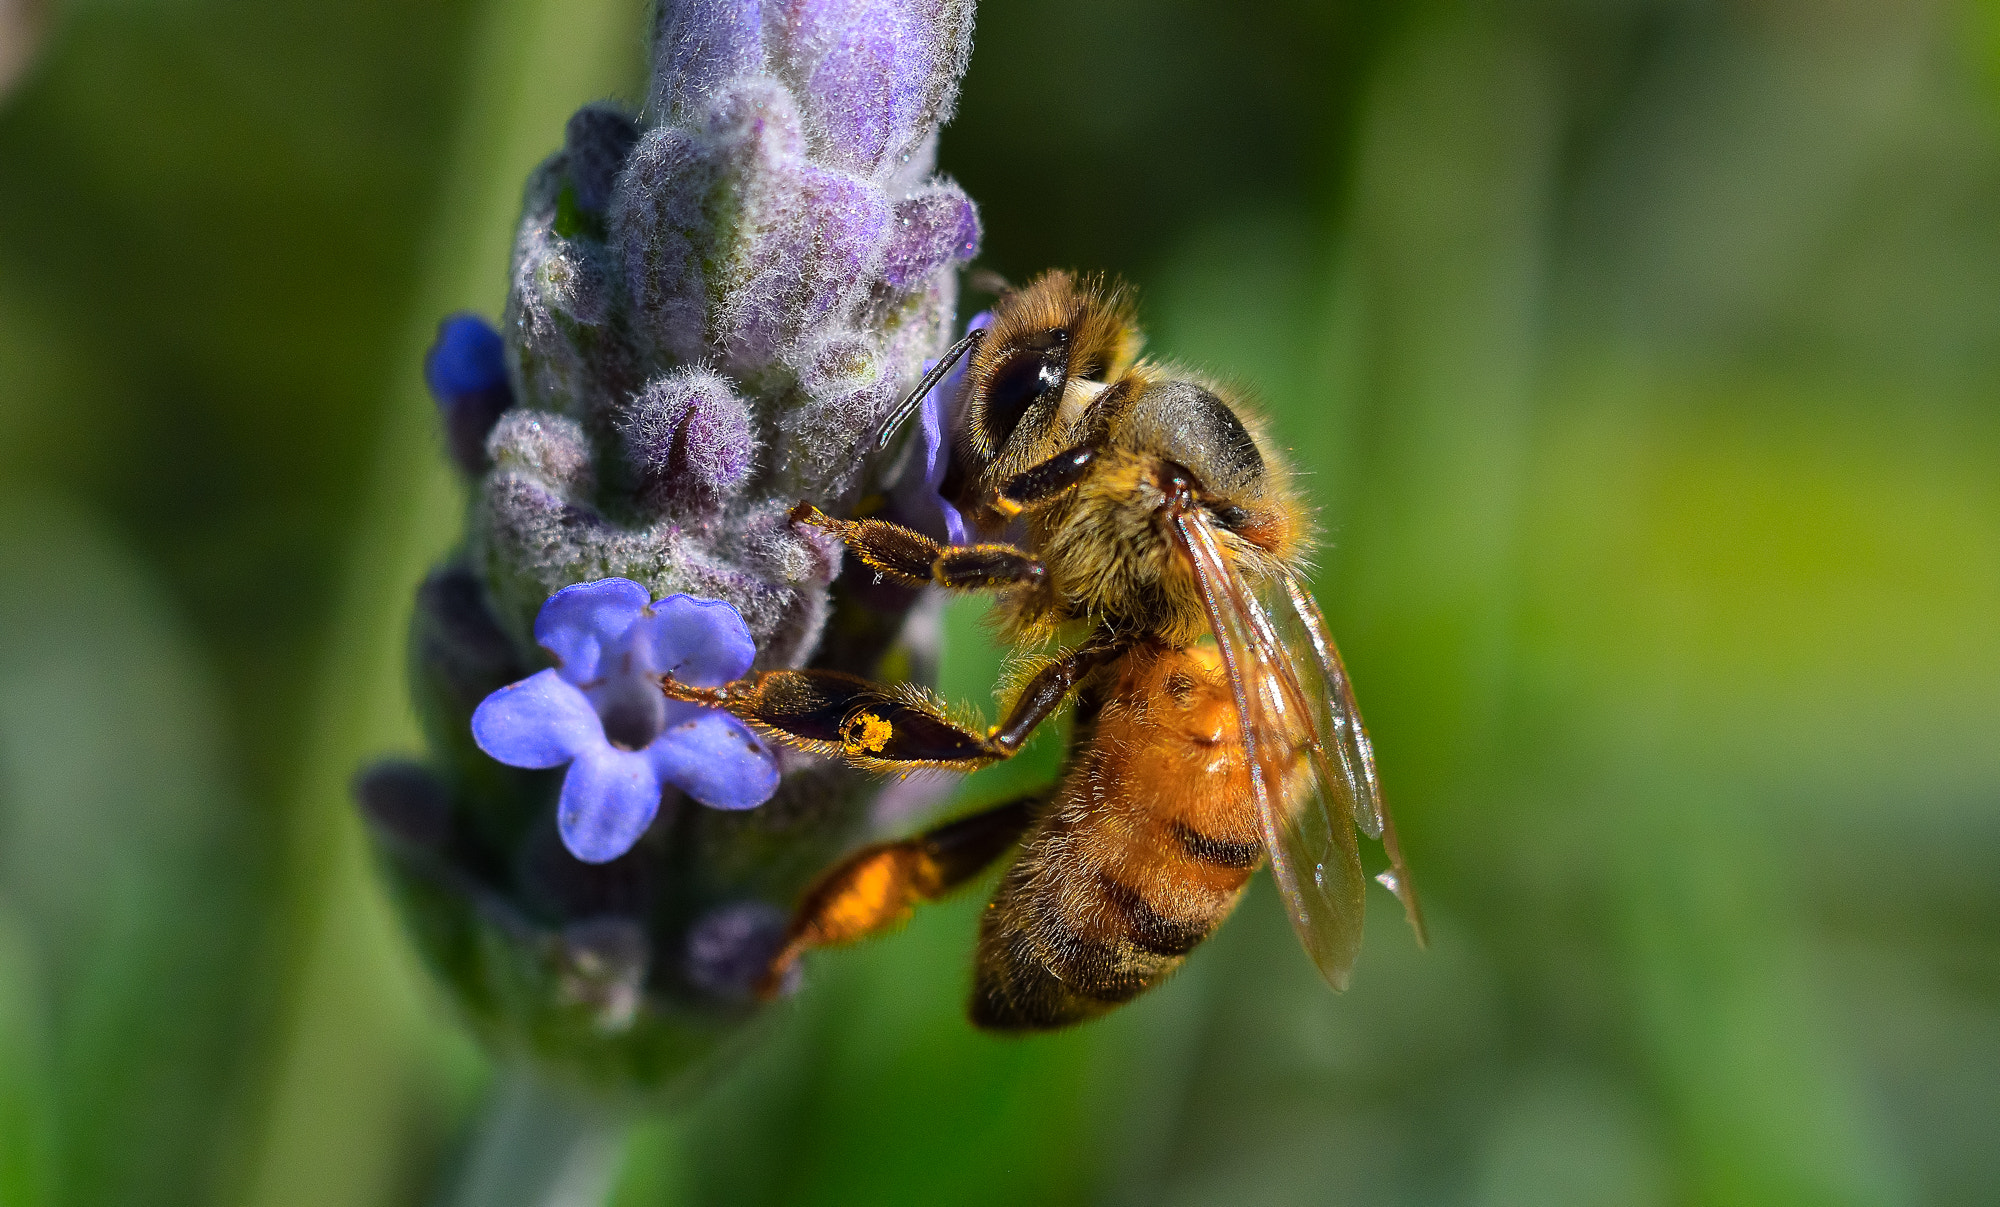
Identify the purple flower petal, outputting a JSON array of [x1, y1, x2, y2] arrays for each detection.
[[472, 669, 602, 768], [629, 594, 758, 684], [559, 744, 667, 862], [896, 309, 989, 544], [650, 709, 780, 810], [934, 310, 990, 435], [916, 379, 968, 546], [535, 578, 652, 680], [425, 313, 513, 474]]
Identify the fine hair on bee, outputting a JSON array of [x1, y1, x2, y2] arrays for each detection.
[[664, 270, 1425, 1030]]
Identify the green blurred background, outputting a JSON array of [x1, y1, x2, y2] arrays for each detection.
[[2, 0, 1997, 1204]]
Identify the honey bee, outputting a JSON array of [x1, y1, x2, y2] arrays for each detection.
[[664, 271, 1425, 1029]]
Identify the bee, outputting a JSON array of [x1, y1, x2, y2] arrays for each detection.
[[664, 271, 1425, 1029]]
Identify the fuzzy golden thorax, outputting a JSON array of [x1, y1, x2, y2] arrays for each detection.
[[987, 376, 1310, 649]]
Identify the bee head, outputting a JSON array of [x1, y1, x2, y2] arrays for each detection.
[[974, 325, 1073, 458], [960, 272, 1140, 474]]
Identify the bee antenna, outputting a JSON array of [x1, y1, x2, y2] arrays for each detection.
[[875, 327, 986, 453]]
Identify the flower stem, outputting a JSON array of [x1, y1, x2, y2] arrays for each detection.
[[443, 1068, 628, 1207]]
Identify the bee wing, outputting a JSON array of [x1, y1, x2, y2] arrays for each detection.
[[1170, 509, 1368, 989], [1268, 569, 1427, 945]]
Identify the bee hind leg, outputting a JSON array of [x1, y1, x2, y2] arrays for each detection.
[[665, 640, 1123, 767], [758, 794, 1044, 998], [664, 667, 998, 766]]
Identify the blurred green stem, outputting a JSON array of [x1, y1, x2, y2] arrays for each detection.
[[233, 0, 642, 1205], [444, 1069, 628, 1207]]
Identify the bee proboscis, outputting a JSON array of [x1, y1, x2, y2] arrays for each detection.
[[665, 271, 1425, 1029]]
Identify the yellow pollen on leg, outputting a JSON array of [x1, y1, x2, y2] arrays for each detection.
[[844, 711, 894, 755]]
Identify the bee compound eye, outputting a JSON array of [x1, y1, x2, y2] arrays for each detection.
[[1211, 504, 1253, 531], [981, 328, 1070, 449]]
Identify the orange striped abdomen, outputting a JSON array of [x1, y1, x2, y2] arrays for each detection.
[[971, 644, 1263, 1030]]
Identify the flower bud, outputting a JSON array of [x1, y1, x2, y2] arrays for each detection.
[[488, 410, 596, 501], [564, 103, 642, 216], [425, 314, 513, 473], [355, 760, 452, 851], [649, 0, 768, 123], [886, 180, 980, 288], [684, 900, 794, 1002], [507, 161, 618, 416], [618, 369, 757, 513], [771, 0, 974, 178], [612, 125, 715, 367]]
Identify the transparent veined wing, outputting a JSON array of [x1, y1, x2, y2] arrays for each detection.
[[1269, 569, 1427, 944], [1170, 508, 1368, 989], [1263, 570, 1383, 837]]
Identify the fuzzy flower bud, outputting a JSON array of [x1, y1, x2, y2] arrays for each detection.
[[564, 104, 641, 216], [617, 369, 757, 512], [362, 0, 982, 1097]]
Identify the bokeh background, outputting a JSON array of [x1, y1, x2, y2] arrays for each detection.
[[2, 0, 1997, 1204]]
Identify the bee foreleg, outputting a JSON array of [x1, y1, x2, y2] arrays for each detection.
[[759, 795, 1043, 998], [791, 503, 1044, 592], [991, 443, 1099, 517]]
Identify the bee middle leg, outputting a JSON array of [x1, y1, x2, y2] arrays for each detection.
[[665, 642, 1124, 767], [757, 793, 1044, 998], [792, 503, 1043, 592]]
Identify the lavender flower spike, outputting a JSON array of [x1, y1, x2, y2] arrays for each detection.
[[472, 580, 778, 862], [360, 0, 984, 1097]]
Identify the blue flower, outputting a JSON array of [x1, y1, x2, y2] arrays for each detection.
[[471, 578, 780, 863], [425, 312, 507, 397], [425, 312, 514, 474]]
